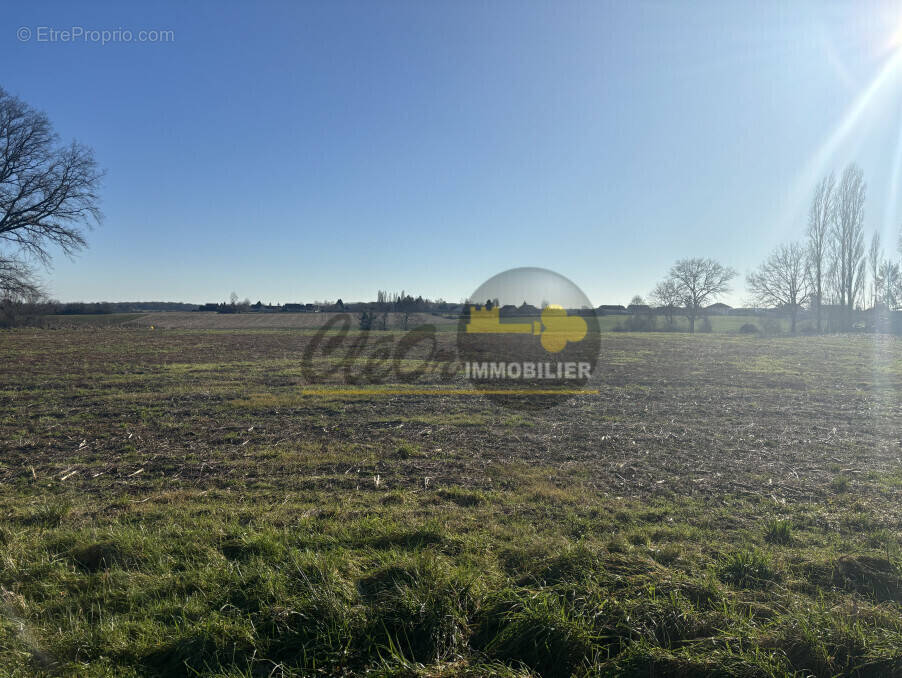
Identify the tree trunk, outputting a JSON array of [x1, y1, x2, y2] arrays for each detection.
[[815, 286, 821, 332], [688, 315, 695, 334]]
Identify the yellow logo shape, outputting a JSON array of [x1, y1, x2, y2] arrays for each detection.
[[538, 305, 586, 352], [465, 304, 587, 353]]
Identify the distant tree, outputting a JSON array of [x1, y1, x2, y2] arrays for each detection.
[[868, 231, 882, 309], [0, 87, 102, 300], [830, 164, 866, 325], [229, 291, 239, 307], [649, 279, 680, 326], [746, 242, 809, 333], [359, 310, 374, 330], [807, 173, 835, 332], [359, 309, 387, 331], [629, 295, 645, 306], [663, 258, 736, 333], [879, 260, 902, 310], [376, 290, 389, 311]]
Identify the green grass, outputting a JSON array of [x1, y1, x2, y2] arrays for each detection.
[[764, 519, 793, 545], [718, 547, 778, 588], [0, 329, 901, 676], [832, 474, 851, 493], [1, 472, 901, 676]]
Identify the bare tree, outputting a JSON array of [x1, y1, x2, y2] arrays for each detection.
[[868, 231, 882, 309], [746, 241, 809, 333], [0, 258, 45, 327], [649, 279, 680, 326], [0, 256, 41, 299], [806, 173, 834, 332], [664, 258, 736, 333], [0, 87, 102, 298], [830, 164, 866, 326], [879, 260, 902, 310]]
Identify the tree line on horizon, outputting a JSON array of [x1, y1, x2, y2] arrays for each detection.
[[643, 163, 898, 334]]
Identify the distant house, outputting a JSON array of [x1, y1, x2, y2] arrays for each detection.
[[198, 303, 220, 312], [498, 304, 519, 317], [627, 304, 651, 313], [517, 302, 540, 317], [278, 303, 317, 313], [705, 302, 732, 315], [597, 304, 628, 315]]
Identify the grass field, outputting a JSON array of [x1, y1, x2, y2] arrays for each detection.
[[1, 328, 901, 676], [42, 310, 794, 335], [41, 314, 146, 328]]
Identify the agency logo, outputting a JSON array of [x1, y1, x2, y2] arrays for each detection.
[[299, 267, 599, 411], [456, 267, 600, 409]]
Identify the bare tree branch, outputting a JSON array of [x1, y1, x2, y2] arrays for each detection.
[[868, 231, 882, 310], [662, 258, 736, 333], [829, 164, 866, 326], [746, 241, 809, 333], [649, 279, 680, 326], [807, 172, 834, 332], [0, 86, 103, 298]]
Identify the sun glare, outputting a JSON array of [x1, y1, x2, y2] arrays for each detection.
[[890, 22, 902, 51], [785, 32, 902, 235]]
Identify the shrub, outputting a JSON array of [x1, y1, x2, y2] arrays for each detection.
[[739, 323, 759, 334]]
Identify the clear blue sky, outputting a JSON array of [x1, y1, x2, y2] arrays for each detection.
[[3, 1, 902, 305]]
